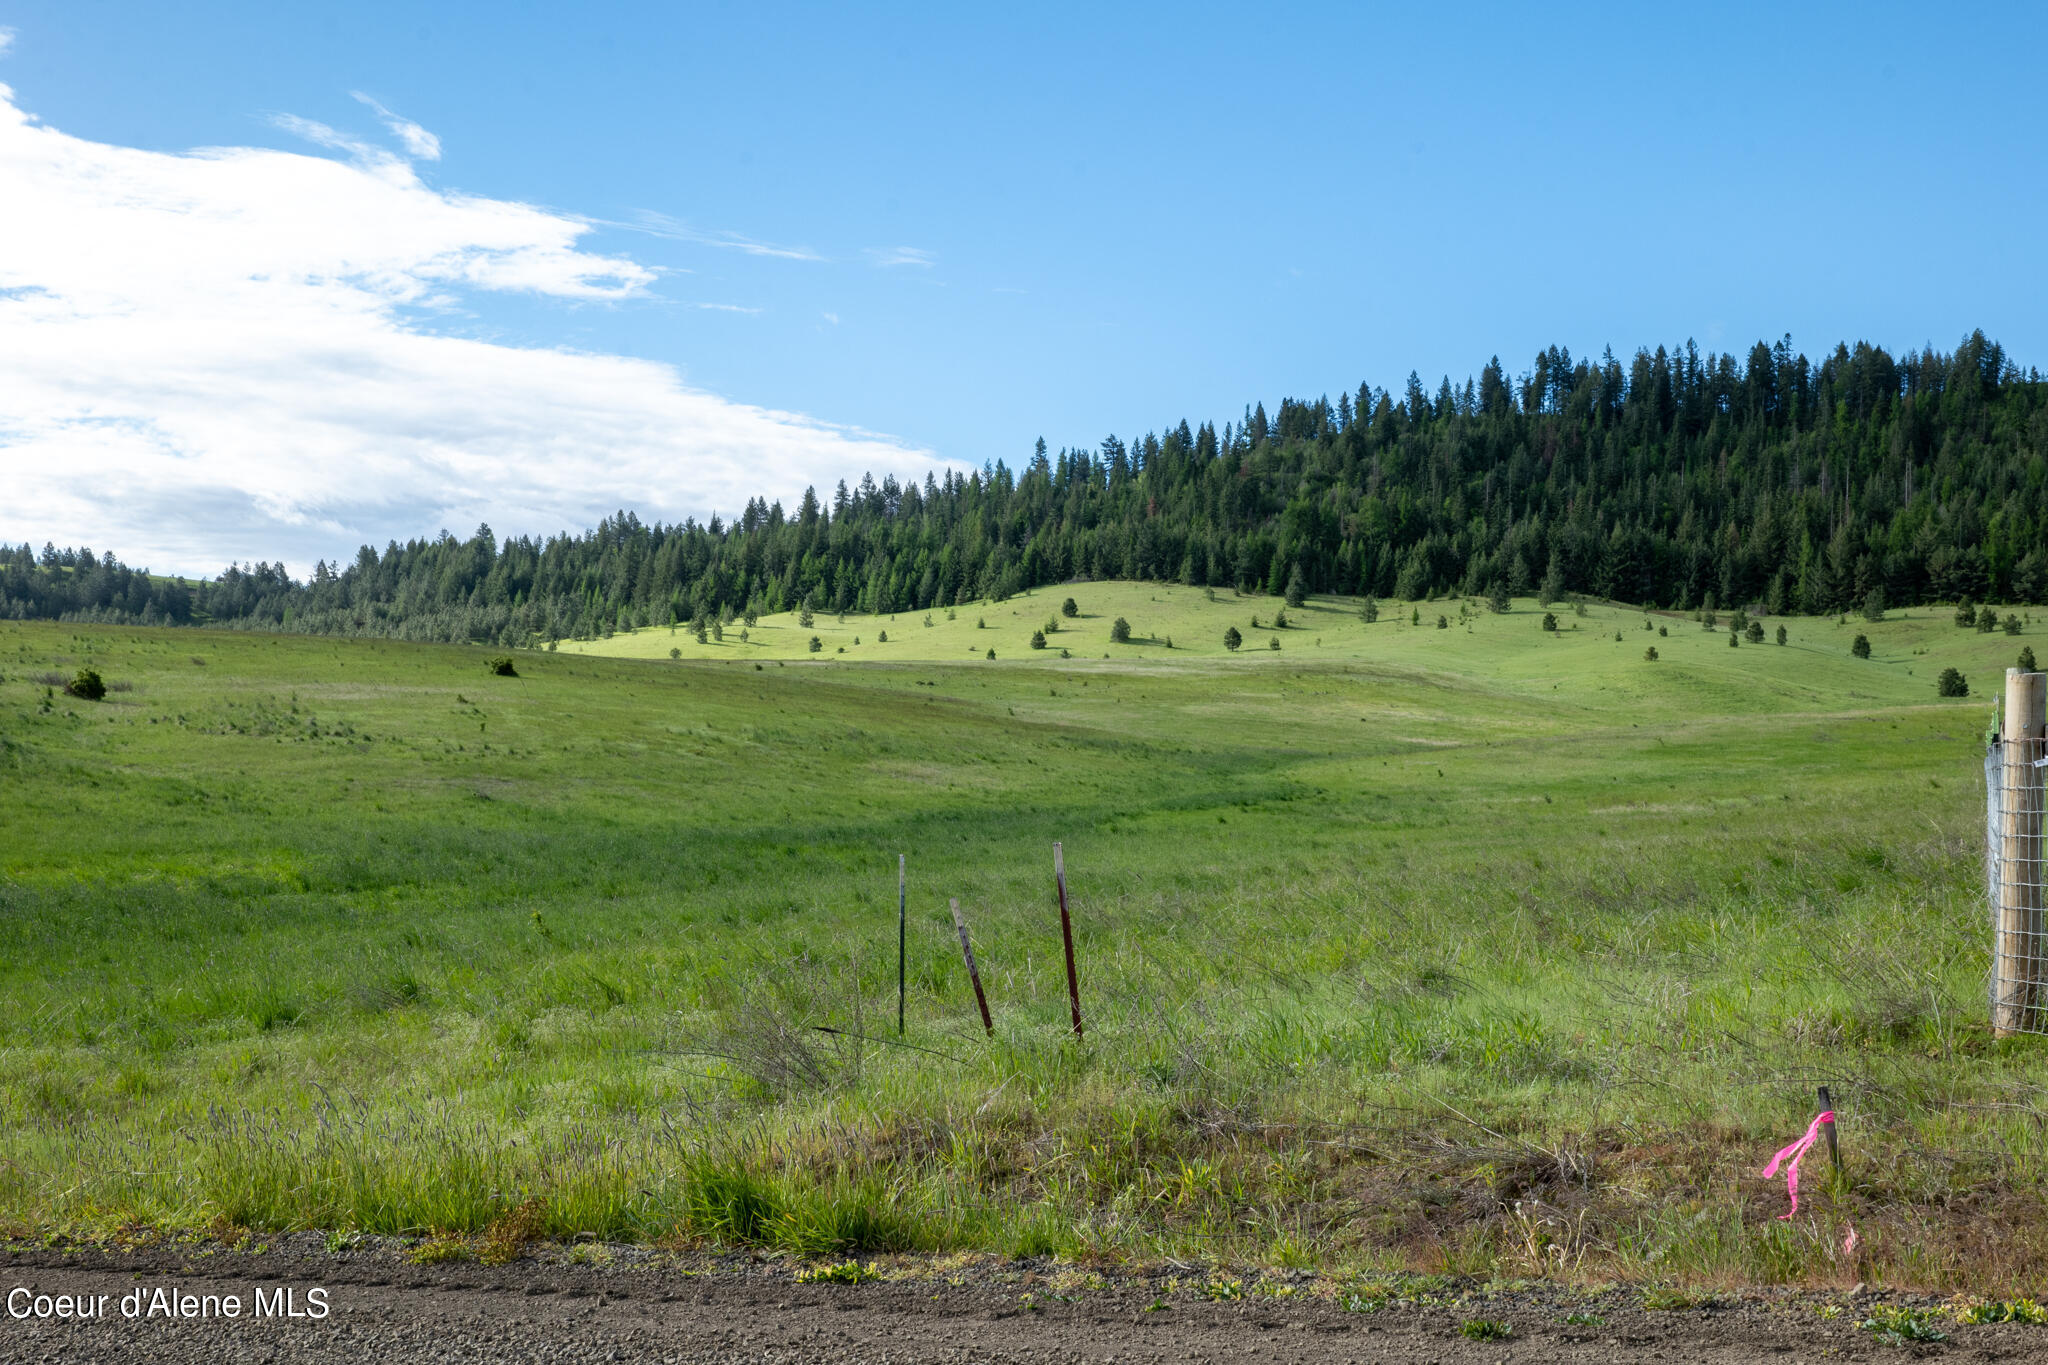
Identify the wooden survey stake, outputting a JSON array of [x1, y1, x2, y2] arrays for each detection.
[[949, 897, 993, 1035], [1054, 842, 1083, 1038]]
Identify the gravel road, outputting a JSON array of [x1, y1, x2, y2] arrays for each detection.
[[0, 1239, 2028, 1363]]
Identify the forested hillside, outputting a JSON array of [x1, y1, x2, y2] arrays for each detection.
[[6, 331, 2045, 645]]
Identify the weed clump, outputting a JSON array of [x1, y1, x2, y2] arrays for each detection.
[[478, 1197, 548, 1266], [1858, 1304, 1946, 1345], [407, 1235, 474, 1265], [1460, 1318, 1512, 1340], [795, 1260, 878, 1285]]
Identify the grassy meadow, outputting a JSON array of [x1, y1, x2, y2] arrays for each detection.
[[2, 586, 2046, 1288]]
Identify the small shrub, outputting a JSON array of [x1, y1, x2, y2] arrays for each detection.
[[1488, 582, 1511, 613], [1728, 630, 1739, 647], [1746, 620, 1765, 643], [1658, 624, 1668, 636], [669, 647, 681, 660], [1435, 615, 1448, 630], [1030, 630, 1046, 649], [1410, 607, 1421, 625], [1776, 624, 1787, 645], [976, 617, 986, 629], [1862, 588, 1886, 622], [1360, 596, 1379, 622], [1644, 646, 1659, 661], [1061, 597, 1078, 618], [1273, 609, 1289, 629], [798, 598, 815, 628], [2007, 613, 2023, 636], [2021, 645, 2038, 672], [1283, 567, 1307, 607], [808, 636, 822, 653], [1267, 636, 1280, 651], [65, 668, 106, 700], [1956, 601, 1978, 627], [1110, 617, 1131, 643], [1938, 666, 1969, 697], [1979, 610, 2000, 634], [1223, 626, 1242, 651], [877, 630, 887, 642], [1460, 1319, 1512, 1341], [486, 656, 517, 677], [985, 648, 995, 660], [1541, 612, 1558, 632], [1851, 634, 1871, 659]]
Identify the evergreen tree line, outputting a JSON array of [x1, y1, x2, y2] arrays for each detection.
[[6, 331, 2045, 645]]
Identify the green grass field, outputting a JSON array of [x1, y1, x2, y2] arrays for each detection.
[[2, 588, 2044, 1289]]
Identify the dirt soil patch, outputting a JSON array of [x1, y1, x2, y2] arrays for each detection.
[[4, 1238, 2040, 1363]]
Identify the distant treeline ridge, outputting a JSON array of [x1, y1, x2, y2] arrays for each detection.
[[6, 331, 2045, 645]]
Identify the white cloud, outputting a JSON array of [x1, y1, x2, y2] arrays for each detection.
[[822, 311, 840, 325], [690, 302, 762, 314], [866, 246, 934, 268], [351, 91, 441, 161], [625, 210, 823, 261], [0, 29, 15, 58], [0, 83, 951, 576]]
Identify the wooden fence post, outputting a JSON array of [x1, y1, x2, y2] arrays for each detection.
[[949, 898, 994, 1036], [1995, 668, 2048, 1037], [897, 854, 907, 1036], [1054, 842, 1083, 1038]]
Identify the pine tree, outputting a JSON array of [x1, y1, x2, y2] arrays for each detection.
[[1223, 626, 1242, 651]]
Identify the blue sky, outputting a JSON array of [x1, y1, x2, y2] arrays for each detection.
[[2, 2, 2045, 572]]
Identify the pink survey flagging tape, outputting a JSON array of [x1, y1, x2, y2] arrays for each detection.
[[1762, 1110, 1833, 1219]]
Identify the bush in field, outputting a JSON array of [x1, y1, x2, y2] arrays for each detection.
[[1435, 615, 1448, 629], [1776, 625, 1787, 645], [878, 630, 888, 642], [1862, 588, 1886, 622], [66, 667, 107, 700], [1110, 617, 1131, 643], [1061, 597, 1078, 618], [1541, 613, 1558, 632], [1223, 626, 1242, 651], [1360, 596, 1379, 623], [1745, 620, 1765, 643], [1644, 646, 1659, 661], [1956, 601, 1978, 627], [1488, 581, 1510, 614], [486, 657, 517, 677], [669, 647, 681, 660], [1268, 636, 1280, 650], [1979, 609, 2000, 634], [1938, 666, 1968, 697], [1851, 634, 1871, 658], [985, 648, 995, 660], [798, 595, 815, 629], [1283, 567, 1307, 608], [808, 636, 822, 653], [1728, 629, 1738, 647], [1030, 630, 1046, 649], [2022, 645, 2039, 672], [1274, 609, 1289, 629], [2007, 614, 2023, 636]]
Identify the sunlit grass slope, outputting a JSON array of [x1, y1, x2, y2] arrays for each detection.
[[0, 589, 2042, 1289]]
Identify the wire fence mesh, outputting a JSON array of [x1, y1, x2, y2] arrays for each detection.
[[1989, 734, 2048, 1036]]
